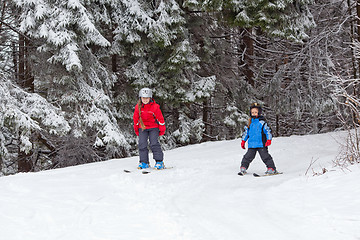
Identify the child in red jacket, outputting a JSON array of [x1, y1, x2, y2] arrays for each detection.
[[133, 88, 166, 169]]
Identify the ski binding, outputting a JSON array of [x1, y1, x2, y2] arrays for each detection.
[[253, 172, 283, 177]]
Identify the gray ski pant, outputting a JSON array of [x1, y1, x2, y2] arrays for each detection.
[[138, 128, 163, 163], [241, 147, 276, 170]]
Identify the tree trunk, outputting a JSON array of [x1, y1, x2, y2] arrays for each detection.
[[354, 0, 360, 121], [18, 34, 25, 85], [202, 99, 210, 141], [24, 37, 34, 92], [17, 34, 34, 91], [0, 0, 7, 31], [349, 0, 357, 79], [18, 152, 33, 172], [239, 28, 254, 86], [12, 41, 18, 79], [18, 141, 33, 172], [112, 54, 117, 72]]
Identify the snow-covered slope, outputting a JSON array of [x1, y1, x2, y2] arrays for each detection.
[[0, 131, 359, 240]]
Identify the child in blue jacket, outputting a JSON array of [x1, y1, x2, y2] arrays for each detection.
[[239, 103, 277, 175]]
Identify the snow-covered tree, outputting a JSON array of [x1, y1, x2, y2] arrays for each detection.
[[184, 0, 315, 42], [108, 0, 216, 145], [10, 0, 132, 163], [0, 73, 71, 175], [324, 0, 360, 165], [13, 0, 110, 71], [181, 0, 317, 139]]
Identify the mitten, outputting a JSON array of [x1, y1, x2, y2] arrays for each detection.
[[134, 125, 139, 136], [241, 140, 246, 149], [265, 140, 272, 147], [159, 124, 166, 136]]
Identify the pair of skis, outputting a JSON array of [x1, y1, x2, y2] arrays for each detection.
[[238, 171, 283, 177], [124, 169, 152, 174], [124, 166, 173, 174]]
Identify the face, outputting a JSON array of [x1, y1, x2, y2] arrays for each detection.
[[141, 97, 150, 104], [251, 108, 259, 117]]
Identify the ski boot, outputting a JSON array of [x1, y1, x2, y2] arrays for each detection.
[[238, 167, 247, 176], [138, 162, 150, 169], [265, 168, 277, 175], [154, 161, 165, 170]]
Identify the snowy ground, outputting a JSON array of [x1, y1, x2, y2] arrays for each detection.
[[0, 131, 359, 240]]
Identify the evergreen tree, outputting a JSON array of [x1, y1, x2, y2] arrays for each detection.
[[0, 73, 71, 175], [109, 0, 215, 145], [254, 0, 349, 136], [184, 0, 315, 41], [180, 0, 316, 139], [11, 0, 132, 166]]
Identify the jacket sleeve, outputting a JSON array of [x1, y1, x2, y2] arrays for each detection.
[[242, 126, 249, 142], [133, 104, 140, 136], [154, 104, 166, 136], [262, 122, 272, 140]]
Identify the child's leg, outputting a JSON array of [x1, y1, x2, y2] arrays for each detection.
[[148, 128, 164, 162], [138, 129, 150, 163], [241, 148, 257, 169], [258, 147, 276, 170]]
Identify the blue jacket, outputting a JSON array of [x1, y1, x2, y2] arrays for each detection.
[[242, 116, 272, 148]]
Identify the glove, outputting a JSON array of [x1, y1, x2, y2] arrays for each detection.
[[241, 140, 246, 149], [159, 124, 166, 136], [265, 140, 272, 147], [134, 125, 139, 136]]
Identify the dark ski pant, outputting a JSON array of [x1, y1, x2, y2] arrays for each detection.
[[138, 128, 163, 164], [241, 147, 276, 170]]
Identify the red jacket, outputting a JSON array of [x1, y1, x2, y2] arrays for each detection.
[[133, 99, 166, 136]]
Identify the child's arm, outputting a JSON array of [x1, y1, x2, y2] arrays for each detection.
[[241, 126, 249, 149], [242, 126, 249, 142], [133, 104, 140, 136], [154, 105, 166, 136], [263, 122, 272, 146], [262, 122, 272, 140]]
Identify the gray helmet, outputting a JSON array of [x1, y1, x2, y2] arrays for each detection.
[[139, 88, 152, 98]]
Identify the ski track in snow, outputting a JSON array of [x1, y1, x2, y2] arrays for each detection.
[[0, 131, 359, 240]]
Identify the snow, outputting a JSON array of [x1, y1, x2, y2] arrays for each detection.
[[0, 131, 359, 240]]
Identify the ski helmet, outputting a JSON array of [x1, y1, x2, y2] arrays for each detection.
[[139, 88, 152, 98], [250, 103, 262, 116]]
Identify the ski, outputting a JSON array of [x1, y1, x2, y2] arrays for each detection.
[[141, 167, 174, 174], [123, 169, 152, 174], [237, 172, 247, 176], [143, 166, 174, 173], [123, 166, 173, 174], [253, 172, 283, 177]]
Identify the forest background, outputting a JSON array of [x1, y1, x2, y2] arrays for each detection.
[[0, 0, 359, 175]]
